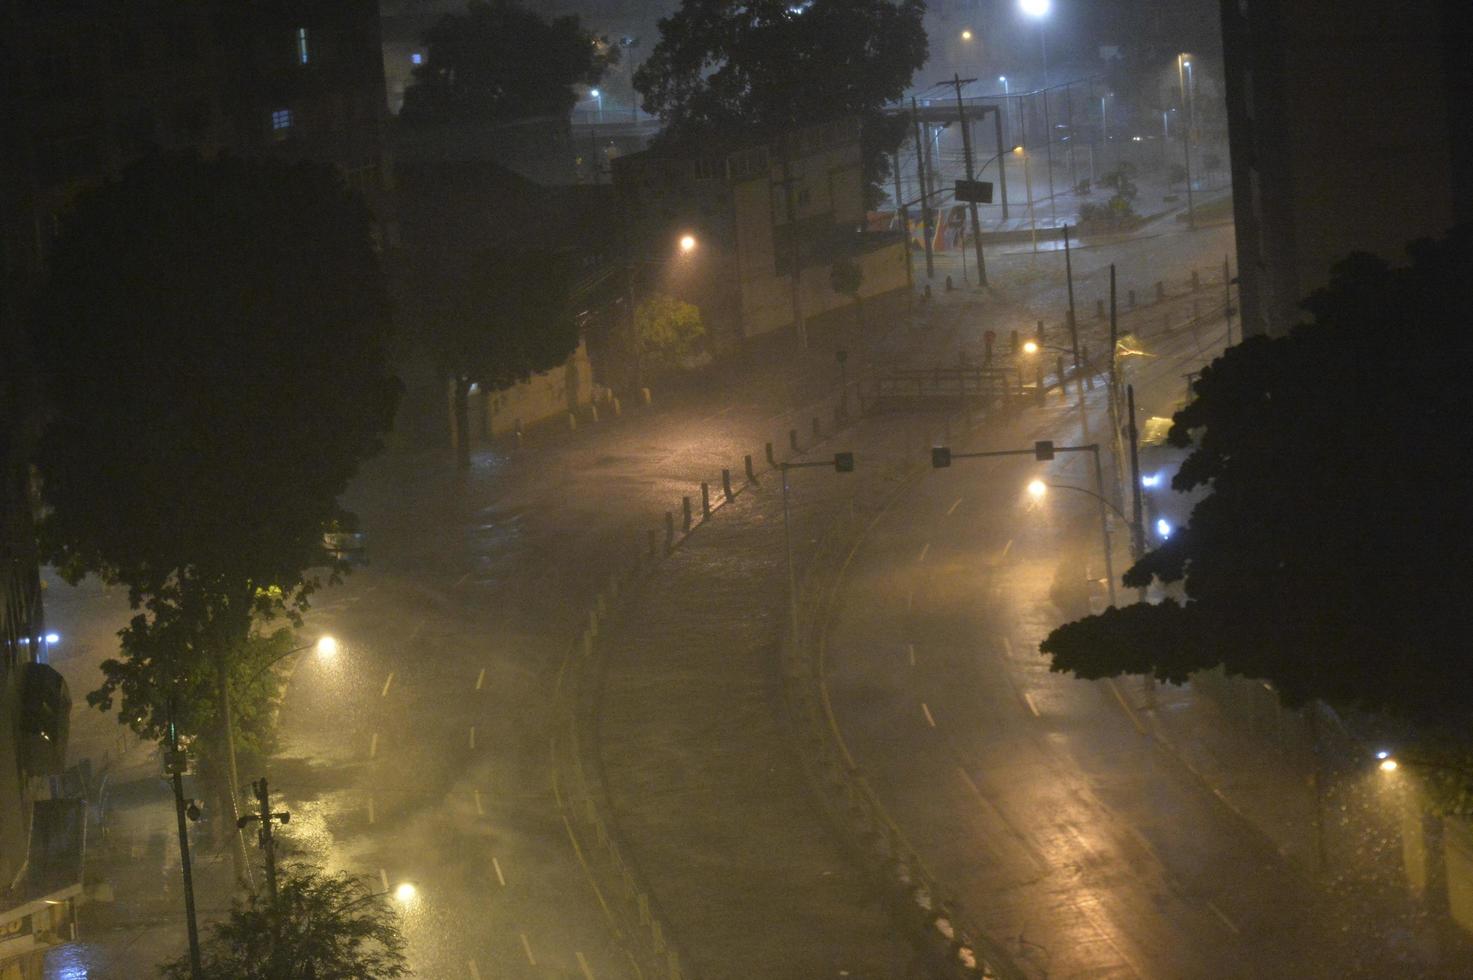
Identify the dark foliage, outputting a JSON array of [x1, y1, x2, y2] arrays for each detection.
[[160, 863, 409, 979], [400, 0, 612, 126], [633, 0, 927, 204], [1042, 227, 1473, 730]]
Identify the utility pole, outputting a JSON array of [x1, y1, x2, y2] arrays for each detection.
[[1063, 81, 1078, 194], [777, 157, 807, 349], [1125, 384, 1146, 561], [992, 104, 1009, 221], [1063, 224, 1080, 382], [1042, 86, 1058, 228], [893, 153, 913, 290], [1223, 254, 1234, 345], [946, 73, 987, 287], [911, 98, 935, 280], [1108, 263, 1126, 509], [165, 712, 203, 979], [240, 777, 291, 901]]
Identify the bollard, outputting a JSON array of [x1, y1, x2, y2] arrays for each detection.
[[700, 482, 711, 518], [765, 441, 776, 466], [789, 428, 799, 451], [1057, 356, 1066, 399], [745, 454, 758, 483], [682, 496, 692, 532], [664, 512, 675, 552], [1155, 280, 1165, 301], [945, 274, 954, 292], [567, 412, 577, 431], [1096, 298, 1106, 320], [812, 416, 821, 438], [1191, 268, 1201, 291], [1127, 288, 1137, 309], [590, 403, 599, 423], [722, 468, 734, 501], [641, 386, 652, 406], [612, 397, 621, 417]]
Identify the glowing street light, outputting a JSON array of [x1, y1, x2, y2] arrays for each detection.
[[678, 233, 697, 255], [1019, 0, 1050, 17], [393, 882, 418, 902], [960, 28, 973, 41], [999, 75, 1009, 95], [1026, 478, 1047, 500]]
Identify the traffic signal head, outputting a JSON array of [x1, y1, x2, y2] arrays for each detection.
[[834, 451, 855, 473], [931, 446, 952, 468], [1034, 440, 1055, 461]]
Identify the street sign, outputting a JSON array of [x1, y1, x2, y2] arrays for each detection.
[[931, 447, 952, 468], [1034, 440, 1055, 461], [833, 452, 855, 473], [954, 179, 993, 204]]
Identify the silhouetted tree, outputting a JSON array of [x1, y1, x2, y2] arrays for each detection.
[[634, 0, 927, 204], [31, 151, 400, 865], [417, 247, 580, 468], [160, 863, 409, 979], [1041, 227, 1473, 732], [401, 0, 614, 126]]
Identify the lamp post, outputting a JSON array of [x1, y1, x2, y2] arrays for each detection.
[[591, 88, 603, 122], [932, 438, 1116, 607], [1177, 55, 1197, 229], [780, 453, 857, 643]]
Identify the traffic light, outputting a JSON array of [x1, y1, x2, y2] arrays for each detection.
[[833, 451, 855, 473], [1033, 440, 1055, 461], [931, 446, 952, 468]]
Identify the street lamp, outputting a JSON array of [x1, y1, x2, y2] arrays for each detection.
[[961, 28, 973, 41], [678, 233, 697, 255], [1176, 54, 1197, 229], [1022, 478, 1123, 606], [590, 88, 603, 122], [999, 75, 1009, 95]]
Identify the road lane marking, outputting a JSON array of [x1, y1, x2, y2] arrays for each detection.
[[576, 951, 596, 980], [492, 856, 506, 887], [475, 667, 486, 691], [468, 959, 482, 980], [917, 542, 930, 563], [921, 703, 936, 728], [946, 497, 963, 516], [1001, 537, 1014, 558], [367, 796, 375, 825], [369, 733, 378, 759], [381, 672, 394, 698], [1022, 692, 1040, 717], [379, 868, 389, 891], [1001, 635, 1014, 659], [455, 571, 473, 586], [907, 643, 916, 667], [1106, 678, 1149, 735], [474, 789, 484, 816], [519, 932, 537, 966], [1206, 900, 1241, 934], [469, 726, 476, 749]]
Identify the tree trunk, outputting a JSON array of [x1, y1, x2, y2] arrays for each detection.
[[450, 376, 471, 470]]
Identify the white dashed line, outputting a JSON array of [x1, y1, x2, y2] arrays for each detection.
[[469, 726, 476, 749], [907, 643, 916, 667], [1022, 692, 1040, 717], [1001, 538, 1014, 558], [379, 868, 389, 891], [576, 951, 596, 980], [468, 959, 482, 980], [475, 667, 486, 691], [369, 733, 378, 759], [946, 497, 963, 516], [1206, 900, 1241, 934], [381, 672, 394, 698], [492, 856, 506, 887], [917, 542, 930, 563], [921, 703, 937, 728], [474, 789, 484, 815], [519, 933, 537, 966]]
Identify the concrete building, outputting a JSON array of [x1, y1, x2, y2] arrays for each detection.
[[1220, 0, 1473, 337], [612, 118, 911, 353]]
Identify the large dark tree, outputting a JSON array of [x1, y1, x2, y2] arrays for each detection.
[[1041, 227, 1473, 731], [31, 151, 400, 864], [415, 247, 580, 468], [400, 0, 614, 125], [633, 0, 927, 204]]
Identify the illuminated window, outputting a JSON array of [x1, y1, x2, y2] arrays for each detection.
[[411, 52, 423, 65], [271, 108, 293, 132], [297, 27, 310, 65]]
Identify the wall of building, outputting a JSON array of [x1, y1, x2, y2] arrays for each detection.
[[1222, 0, 1463, 337], [478, 340, 595, 438]]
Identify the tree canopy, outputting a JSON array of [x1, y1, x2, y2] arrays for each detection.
[[1041, 227, 1473, 730], [400, 0, 614, 126], [160, 863, 409, 979], [633, 0, 927, 204], [634, 293, 705, 370]]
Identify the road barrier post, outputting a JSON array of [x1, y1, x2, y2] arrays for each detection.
[[682, 496, 692, 532], [722, 469, 734, 501], [745, 454, 758, 483], [700, 483, 710, 519]]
